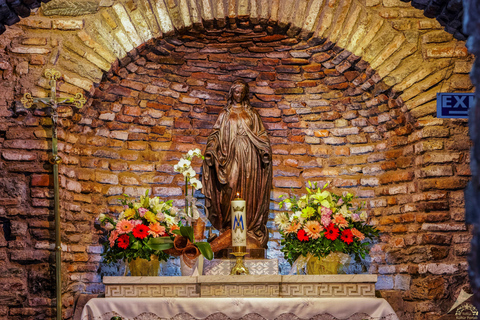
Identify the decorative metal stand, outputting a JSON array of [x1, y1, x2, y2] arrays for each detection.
[[21, 69, 85, 320], [230, 247, 250, 275]]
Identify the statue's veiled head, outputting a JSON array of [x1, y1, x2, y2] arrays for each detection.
[[227, 80, 250, 108]]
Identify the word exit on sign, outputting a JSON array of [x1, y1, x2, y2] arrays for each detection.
[[437, 93, 475, 119]]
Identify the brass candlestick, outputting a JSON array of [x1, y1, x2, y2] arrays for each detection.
[[230, 248, 249, 275]]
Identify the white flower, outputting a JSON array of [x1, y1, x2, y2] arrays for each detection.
[[98, 213, 106, 222], [104, 222, 114, 231], [177, 158, 191, 169], [285, 202, 292, 210], [338, 205, 350, 218], [182, 167, 196, 178], [190, 178, 203, 190], [297, 199, 307, 209], [156, 211, 165, 221], [192, 148, 202, 157], [170, 206, 179, 215], [153, 203, 165, 214], [360, 211, 368, 221], [150, 197, 160, 208], [290, 211, 306, 224], [118, 212, 125, 220], [133, 202, 142, 210], [164, 214, 179, 227], [274, 212, 290, 230]]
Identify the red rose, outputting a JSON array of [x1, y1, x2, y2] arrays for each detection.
[[340, 229, 354, 245], [132, 224, 149, 239], [117, 234, 130, 249], [324, 223, 339, 241], [297, 229, 309, 242]]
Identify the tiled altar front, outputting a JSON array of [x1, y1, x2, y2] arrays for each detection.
[[104, 274, 377, 298]]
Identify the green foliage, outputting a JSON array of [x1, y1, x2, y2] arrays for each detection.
[[101, 236, 171, 264]]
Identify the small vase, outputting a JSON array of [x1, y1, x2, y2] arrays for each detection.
[[128, 255, 160, 276], [306, 252, 350, 275], [180, 254, 204, 276]]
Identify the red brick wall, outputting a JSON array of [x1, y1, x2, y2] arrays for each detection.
[[0, 25, 472, 319]]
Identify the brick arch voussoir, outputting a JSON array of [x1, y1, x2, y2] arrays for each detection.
[[26, 0, 471, 121]]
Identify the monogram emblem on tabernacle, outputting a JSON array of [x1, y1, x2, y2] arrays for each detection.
[[233, 214, 244, 232], [233, 206, 244, 212]]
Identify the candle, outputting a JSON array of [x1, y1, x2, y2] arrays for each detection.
[[231, 192, 247, 248]]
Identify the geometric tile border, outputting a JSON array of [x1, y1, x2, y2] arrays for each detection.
[[104, 274, 377, 298]]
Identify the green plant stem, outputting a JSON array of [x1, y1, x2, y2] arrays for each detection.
[[184, 176, 189, 225]]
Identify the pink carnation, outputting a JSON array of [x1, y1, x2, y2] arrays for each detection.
[[321, 206, 332, 216], [321, 215, 331, 228], [131, 219, 143, 227], [138, 208, 148, 217], [352, 214, 360, 222]]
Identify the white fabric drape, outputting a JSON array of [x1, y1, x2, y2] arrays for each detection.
[[81, 297, 399, 320]]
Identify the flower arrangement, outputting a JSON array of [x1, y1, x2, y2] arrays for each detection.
[[275, 182, 379, 266], [171, 148, 213, 261], [98, 190, 180, 264]]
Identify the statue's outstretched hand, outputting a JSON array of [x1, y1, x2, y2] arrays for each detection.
[[205, 153, 213, 166], [261, 152, 270, 164]]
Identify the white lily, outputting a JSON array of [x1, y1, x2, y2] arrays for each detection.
[[164, 214, 179, 227], [153, 203, 165, 214]]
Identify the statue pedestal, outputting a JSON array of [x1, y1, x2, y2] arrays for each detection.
[[204, 258, 278, 275]]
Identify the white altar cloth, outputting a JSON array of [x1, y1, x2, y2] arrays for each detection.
[[81, 297, 399, 320]]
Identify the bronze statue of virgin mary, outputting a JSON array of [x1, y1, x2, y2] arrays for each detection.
[[202, 80, 272, 250]]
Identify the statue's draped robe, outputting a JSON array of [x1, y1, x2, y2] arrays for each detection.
[[202, 106, 272, 248]]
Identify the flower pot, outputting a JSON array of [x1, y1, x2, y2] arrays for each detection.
[[128, 255, 160, 276], [180, 253, 204, 276], [306, 252, 350, 275]]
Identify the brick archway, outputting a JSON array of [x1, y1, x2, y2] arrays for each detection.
[[13, 0, 471, 120], [46, 21, 471, 317]]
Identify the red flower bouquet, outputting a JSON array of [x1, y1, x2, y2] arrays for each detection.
[[275, 182, 379, 268], [98, 191, 181, 264]]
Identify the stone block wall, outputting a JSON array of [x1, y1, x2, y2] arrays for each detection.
[[0, 0, 475, 319]]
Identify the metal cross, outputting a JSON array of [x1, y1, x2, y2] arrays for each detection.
[[21, 69, 86, 148], [20, 68, 86, 320]]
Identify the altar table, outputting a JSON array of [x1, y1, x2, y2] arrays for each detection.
[[81, 297, 399, 320]]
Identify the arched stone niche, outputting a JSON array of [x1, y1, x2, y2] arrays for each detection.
[[0, 0, 475, 318], [51, 26, 471, 318]]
